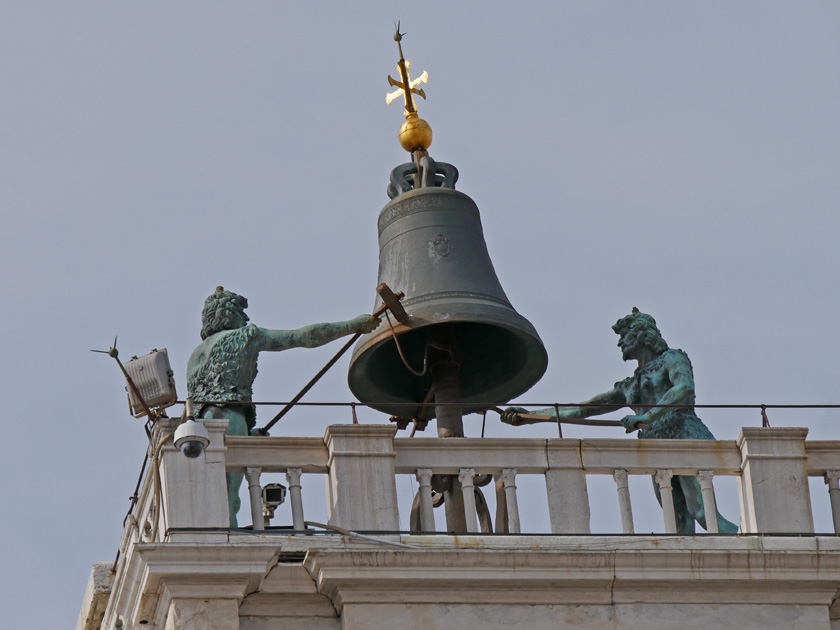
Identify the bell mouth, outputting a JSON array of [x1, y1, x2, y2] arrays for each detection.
[[348, 318, 548, 418]]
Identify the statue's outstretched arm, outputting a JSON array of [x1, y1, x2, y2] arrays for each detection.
[[256, 315, 379, 351], [569, 388, 628, 418], [502, 388, 625, 426]]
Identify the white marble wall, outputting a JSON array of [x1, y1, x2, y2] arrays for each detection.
[[342, 603, 830, 630]]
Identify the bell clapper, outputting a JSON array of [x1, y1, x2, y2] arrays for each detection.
[[432, 362, 462, 437], [427, 324, 468, 532]]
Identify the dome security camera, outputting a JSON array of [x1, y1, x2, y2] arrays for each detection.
[[173, 417, 210, 458]]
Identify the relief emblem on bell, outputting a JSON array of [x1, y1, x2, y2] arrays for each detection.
[[430, 233, 451, 258]]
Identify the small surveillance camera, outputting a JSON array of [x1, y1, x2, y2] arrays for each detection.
[[261, 483, 287, 520], [173, 418, 210, 458], [262, 483, 286, 508]]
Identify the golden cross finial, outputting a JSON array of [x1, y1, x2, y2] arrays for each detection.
[[386, 23, 433, 153], [386, 22, 428, 115], [386, 61, 428, 110]]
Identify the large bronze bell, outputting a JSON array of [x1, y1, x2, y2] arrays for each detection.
[[348, 155, 548, 422]]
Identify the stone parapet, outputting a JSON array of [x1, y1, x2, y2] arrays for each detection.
[[324, 424, 399, 531], [75, 562, 114, 630], [737, 427, 814, 533], [95, 535, 840, 630]]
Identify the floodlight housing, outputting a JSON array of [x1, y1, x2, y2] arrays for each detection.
[[124, 348, 177, 417]]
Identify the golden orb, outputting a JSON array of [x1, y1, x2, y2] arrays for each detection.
[[398, 112, 432, 152]]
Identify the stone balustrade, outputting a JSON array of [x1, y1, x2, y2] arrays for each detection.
[[94, 422, 840, 630], [126, 422, 840, 543]]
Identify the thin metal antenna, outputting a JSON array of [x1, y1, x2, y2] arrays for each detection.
[[91, 336, 156, 430]]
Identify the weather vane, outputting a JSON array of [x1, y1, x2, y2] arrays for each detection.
[[386, 22, 433, 154]]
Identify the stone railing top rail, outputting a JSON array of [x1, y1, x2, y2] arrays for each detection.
[[224, 435, 752, 476]]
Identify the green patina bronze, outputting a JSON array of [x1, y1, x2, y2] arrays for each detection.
[[186, 286, 379, 527], [503, 308, 738, 534]]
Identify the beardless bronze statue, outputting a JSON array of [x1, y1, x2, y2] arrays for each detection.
[[503, 308, 738, 535], [187, 286, 379, 527]]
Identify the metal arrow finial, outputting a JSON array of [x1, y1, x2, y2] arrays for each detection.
[[393, 21, 407, 60], [91, 335, 119, 358], [92, 335, 156, 421]]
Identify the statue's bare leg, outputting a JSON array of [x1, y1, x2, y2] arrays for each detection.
[[678, 475, 739, 534], [652, 475, 695, 534], [200, 405, 248, 528]]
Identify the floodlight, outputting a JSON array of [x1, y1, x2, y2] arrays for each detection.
[[124, 348, 177, 417]]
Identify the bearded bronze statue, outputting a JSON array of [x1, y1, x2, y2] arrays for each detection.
[[504, 308, 737, 534], [187, 286, 379, 527]]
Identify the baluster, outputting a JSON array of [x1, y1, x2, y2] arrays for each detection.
[[825, 471, 840, 535], [245, 467, 264, 531], [285, 468, 305, 530], [416, 468, 435, 532], [501, 469, 521, 534], [613, 469, 634, 534], [697, 470, 718, 533], [458, 468, 479, 533], [655, 469, 677, 534]]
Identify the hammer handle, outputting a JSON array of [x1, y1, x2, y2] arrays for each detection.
[[258, 284, 406, 434], [515, 413, 651, 432]]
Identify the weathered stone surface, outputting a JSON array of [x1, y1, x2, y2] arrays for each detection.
[[324, 425, 399, 531], [614, 604, 829, 630], [545, 468, 590, 533], [164, 598, 240, 630], [241, 618, 339, 630], [738, 427, 814, 533], [340, 602, 831, 630], [75, 562, 113, 630], [342, 603, 615, 630], [160, 418, 230, 536]]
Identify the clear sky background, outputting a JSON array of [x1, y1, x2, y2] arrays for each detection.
[[1, 2, 838, 626]]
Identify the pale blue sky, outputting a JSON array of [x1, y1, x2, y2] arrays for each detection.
[[1, 3, 838, 625]]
